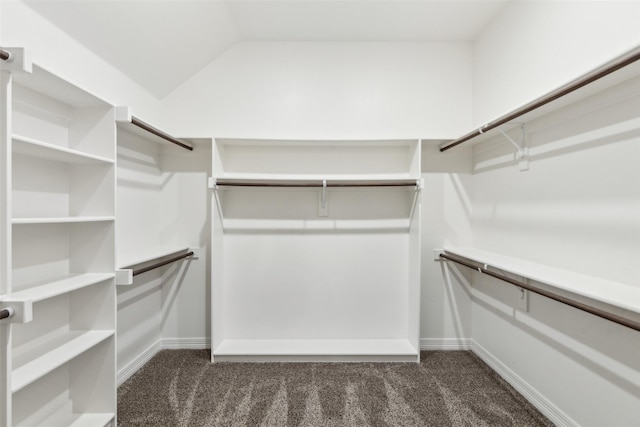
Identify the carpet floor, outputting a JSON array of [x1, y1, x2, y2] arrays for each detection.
[[117, 350, 553, 426]]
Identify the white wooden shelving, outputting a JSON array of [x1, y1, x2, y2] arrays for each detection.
[[443, 247, 640, 316], [211, 138, 422, 362], [1, 50, 116, 427]]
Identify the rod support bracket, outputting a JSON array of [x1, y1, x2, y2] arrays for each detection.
[[0, 300, 33, 323], [318, 179, 329, 217], [0, 47, 31, 73], [499, 123, 529, 171]]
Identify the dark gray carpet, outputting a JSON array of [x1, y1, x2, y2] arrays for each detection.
[[117, 350, 552, 426]]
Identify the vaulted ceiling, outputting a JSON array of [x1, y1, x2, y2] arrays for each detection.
[[23, 0, 509, 98]]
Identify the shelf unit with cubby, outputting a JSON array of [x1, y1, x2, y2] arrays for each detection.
[[1, 48, 116, 427], [210, 138, 422, 362]]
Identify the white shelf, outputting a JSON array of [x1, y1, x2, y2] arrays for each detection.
[[42, 412, 114, 427], [10, 273, 114, 303], [214, 173, 417, 181], [12, 134, 114, 165], [443, 247, 640, 315], [12, 330, 114, 392], [66, 413, 115, 427], [214, 339, 418, 361], [117, 245, 190, 269], [12, 216, 115, 224]]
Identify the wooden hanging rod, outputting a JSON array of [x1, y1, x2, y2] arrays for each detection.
[[132, 251, 194, 276], [214, 179, 420, 188], [0, 308, 14, 320], [439, 253, 640, 332], [0, 48, 11, 61], [440, 46, 640, 152], [131, 117, 193, 151]]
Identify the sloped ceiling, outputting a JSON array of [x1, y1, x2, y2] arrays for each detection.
[[23, 0, 508, 98]]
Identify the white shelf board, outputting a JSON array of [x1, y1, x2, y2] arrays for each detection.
[[43, 412, 115, 427], [12, 330, 114, 392], [215, 173, 416, 182], [214, 339, 418, 356], [10, 273, 114, 303], [117, 245, 190, 269], [12, 216, 115, 224], [443, 247, 640, 314], [12, 134, 114, 165], [33, 406, 114, 427]]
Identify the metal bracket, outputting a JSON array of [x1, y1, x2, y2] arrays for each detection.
[[499, 123, 529, 171], [318, 179, 329, 216]]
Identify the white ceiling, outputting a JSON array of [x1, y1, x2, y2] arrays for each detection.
[[23, 0, 509, 98]]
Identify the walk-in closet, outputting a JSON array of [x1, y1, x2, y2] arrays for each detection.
[[1, 1, 639, 426]]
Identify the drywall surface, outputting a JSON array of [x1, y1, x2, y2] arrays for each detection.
[[116, 134, 211, 373], [420, 142, 473, 348], [467, 76, 640, 426], [473, 0, 640, 126], [0, 0, 165, 125], [163, 41, 473, 140], [158, 142, 212, 345]]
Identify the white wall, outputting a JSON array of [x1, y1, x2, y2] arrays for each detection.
[[466, 2, 640, 423], [163, 42, 477, 348], [467, 77, 640, 426], [116, 137, 211, 379], [163, 42, 473, 139], [0, 0, 165, 126], [473, 0, 640, 126]]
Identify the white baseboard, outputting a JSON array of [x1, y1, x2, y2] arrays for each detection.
[[420, 338, 471, 350], [471, 340, 577, 427], [117, 339, 162, 386], [161, 337, 211, 349]]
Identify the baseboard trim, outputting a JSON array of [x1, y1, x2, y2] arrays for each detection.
[[161, 337, 211, 349], [117, 339, 162, 386], [420, 338, 471, 350], [471, 340, 577, 427]]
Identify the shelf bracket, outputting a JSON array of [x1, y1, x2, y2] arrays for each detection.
[[318, 179, 329, 217], [0, 47, 32, 73], [498, 123, 529, 171], [0, 300, 33, 323]]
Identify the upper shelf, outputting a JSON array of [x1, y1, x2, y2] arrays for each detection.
[[117, 245, 191, 270], [214, 138, 421, 179], [440, 46, 640, 151], [443, 247, 640, 316], [115, 106, 193, 151]]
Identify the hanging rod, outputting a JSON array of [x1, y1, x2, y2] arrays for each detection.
[[214, 179, 420, 188], [440, 46, 640, 152], [131, 116, 193, 151], [0, 308, 14, 320], [440, 253, 640, 332], [133, 251, 194, 276], [0, 48, 11, 61]]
